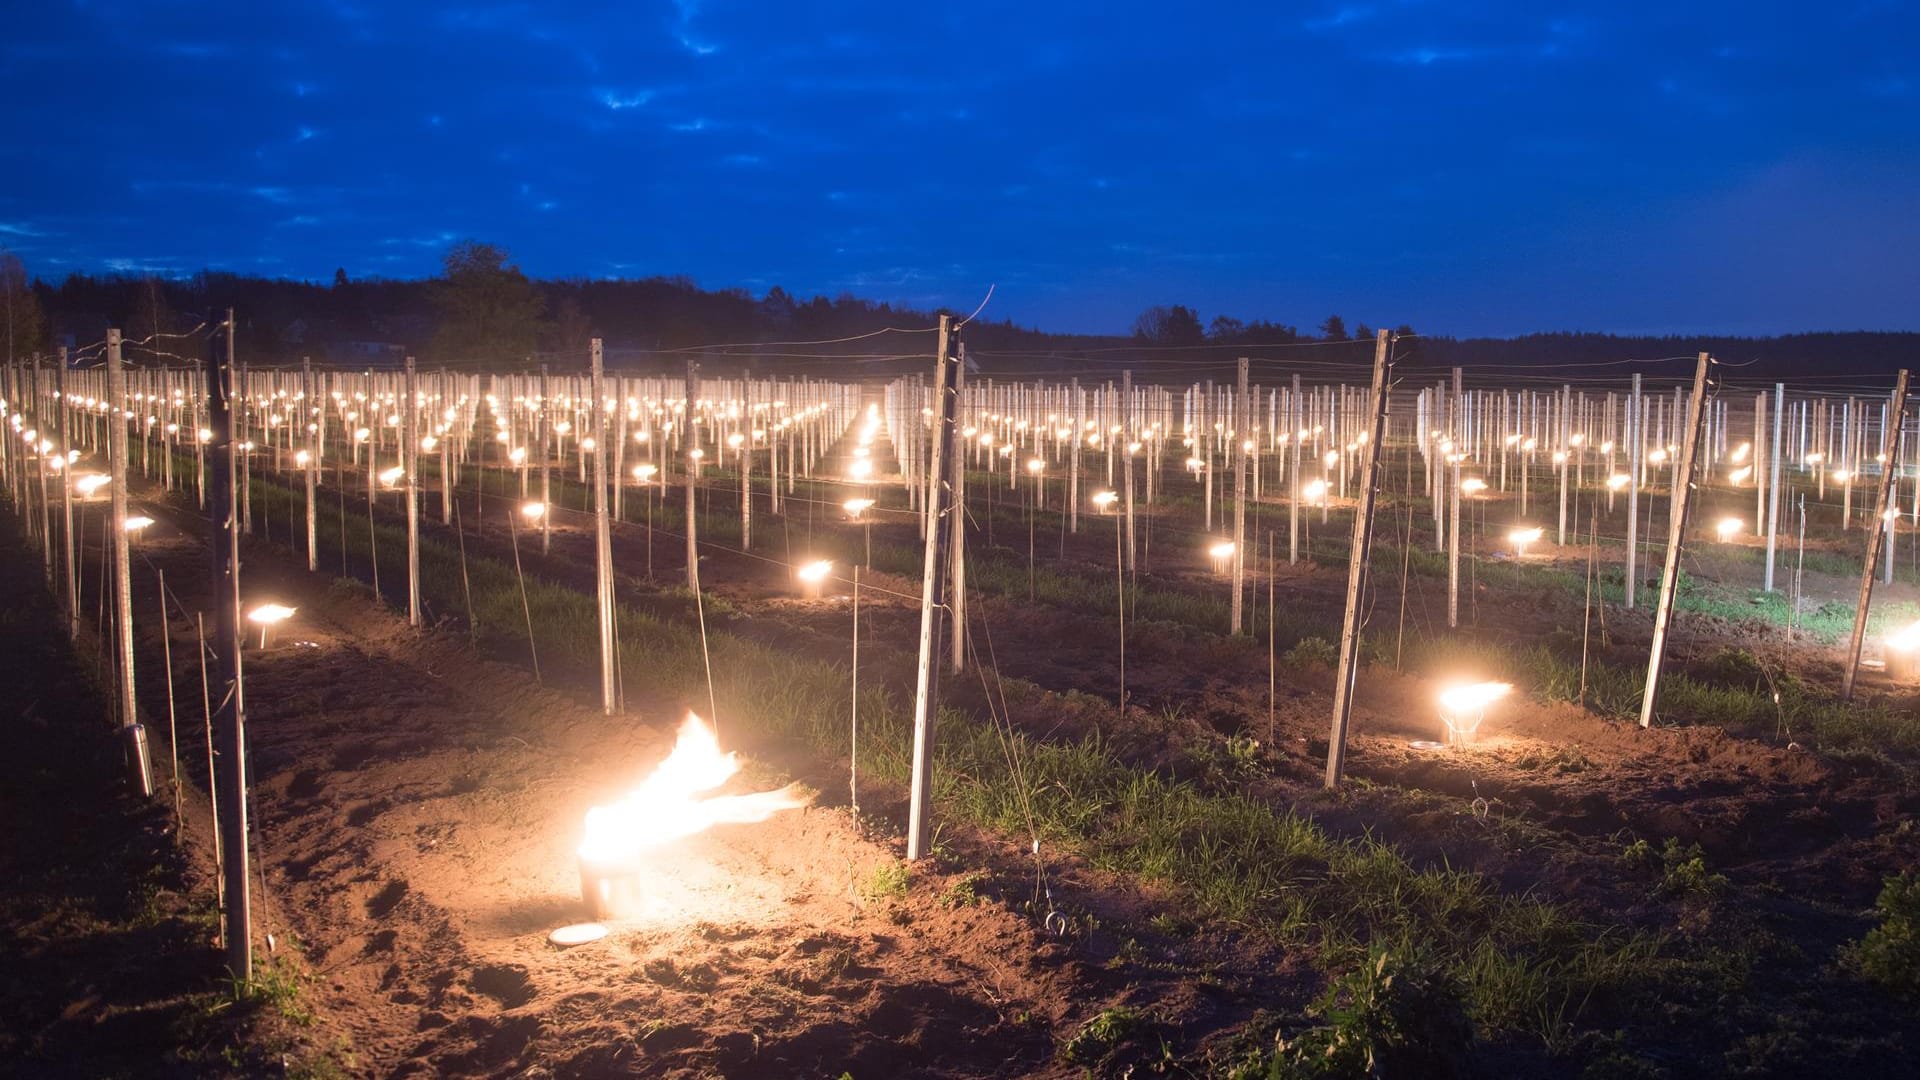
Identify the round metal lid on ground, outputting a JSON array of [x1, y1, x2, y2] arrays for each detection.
[[548, 922, 609, 948]]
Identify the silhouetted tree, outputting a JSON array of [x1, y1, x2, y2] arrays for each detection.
[[760, 286, 797, 332], [1354, 323, 1372, 342], [1, 251, 45, 364], [1133, 304, 1205, 346], [1208, 315, 1246, 342], [333, 268, 350, 288], [125, 276, 180, 363], [547, 295, 594, 359], [428, 241, 546, 369], [1318, 314, 1347, 341]]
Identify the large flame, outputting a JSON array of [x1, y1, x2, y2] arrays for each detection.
[[579, 713, 809, 867]]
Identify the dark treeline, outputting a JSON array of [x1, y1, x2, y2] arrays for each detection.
[[4, 244, 1912, 380], [1414, 331, 1920, 384]]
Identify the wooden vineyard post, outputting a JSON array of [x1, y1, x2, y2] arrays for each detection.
[[592, 339, 619, 714], [1626, 373, 1642, 609], [404, 356, 421, 627], [1639, 354, 1713, 728], [949, 356, 967, 674], [33, 353, 50, 579], [1069, 377, 1081, 535], [303, 356, 319, 572], [1842, 369, 1910, 701], [1557, 384, 1570, 546], [1122, 369, 1136, 573], [1232, 358, 1249, 634], [58, 346, 78, 640], [1448, 366, 1463, 629], [1290, 372, 1303, 564], [206, 314, 252, 981], [1325, 330, 1392, 789], [107, 330, 153, 795], [685, 358, 700, 593], [539, 364, 551, 554], [737, 378, 751, 552], [907, 315, 957, 862], [439, 369, 454, 526], [1766, 382, 1784, 592]]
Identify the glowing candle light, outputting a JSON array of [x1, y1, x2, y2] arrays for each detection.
[[1887, 620, 1920, 679], [247, 602, 297, 648], [796, 559, 833, 598], [1207, 540, 1236, 575], [1437, 681, 1511, 745]]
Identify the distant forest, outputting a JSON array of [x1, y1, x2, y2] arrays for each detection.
[[2, 243, 1912, 381]]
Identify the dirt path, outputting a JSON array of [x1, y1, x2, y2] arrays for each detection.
[[0, 510, 253, 1077], [124, 490, 1172, 1078]]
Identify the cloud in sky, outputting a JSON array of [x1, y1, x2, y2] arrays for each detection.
[[0, 0, 1915, 335]]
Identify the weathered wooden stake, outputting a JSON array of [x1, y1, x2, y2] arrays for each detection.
[[1639, 354, 1712, 728], [592, 339, 618, 713], [404, 356, 421, 627], [1232, 358, 1249, 633], [206, 314, 252, 980], [1448, 366, 1463, 628], [1842, 369, 1910, 700], [1325, 330, 1392, 789], [107, 330, 152, 796], [907, 315, 957, 862]]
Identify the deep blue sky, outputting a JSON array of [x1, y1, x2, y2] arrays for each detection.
[[2, 1, 1916, 337]]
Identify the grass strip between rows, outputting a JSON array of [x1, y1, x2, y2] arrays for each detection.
[[236, 470, 1667, 1048]]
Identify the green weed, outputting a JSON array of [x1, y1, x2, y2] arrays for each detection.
[[1843, 872, 1920, 995]]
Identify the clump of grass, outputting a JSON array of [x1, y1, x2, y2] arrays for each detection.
[[1620, 838, 1727, 900], [1236, 947, 1472, 1080], [230, 956, 317, 1028], [939, 870, 986, 908], [1283, 637, 1338, 669], [861, 860, 910, 903], [1062, 1006, 1148, 1066], [1843, 872, 1920, 995]]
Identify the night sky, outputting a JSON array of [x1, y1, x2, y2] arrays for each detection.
[[3, 1, 1916, 337]]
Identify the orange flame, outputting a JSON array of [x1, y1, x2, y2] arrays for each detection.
[[579, 713, 809, 868]]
